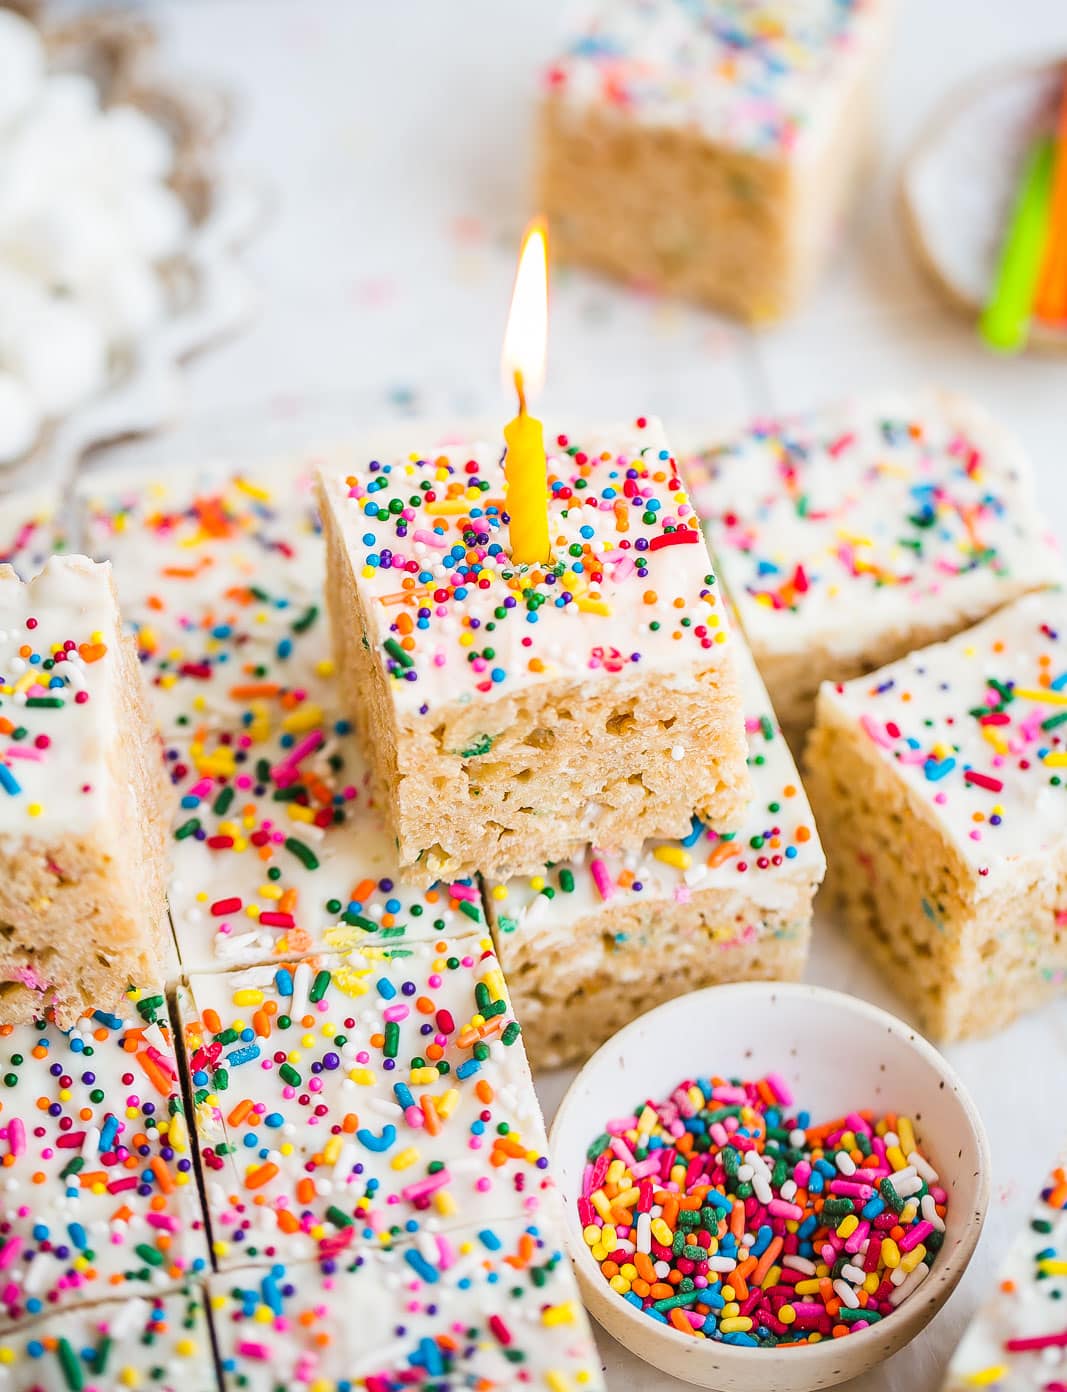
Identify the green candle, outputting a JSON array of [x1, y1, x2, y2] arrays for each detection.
[[980, 135, 1055, 353]]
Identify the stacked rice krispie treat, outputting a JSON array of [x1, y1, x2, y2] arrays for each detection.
[[486, 636, 824, 1067], [686, 390, 1062, 743], [317, 417, 752, 882], [806, 590, 1067, 1040], [538, 0, 891, 321], [317, 417, 823, 1069], [0, 556, 172, 1024]]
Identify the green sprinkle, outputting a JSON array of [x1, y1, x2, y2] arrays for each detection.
[[56, 1336, 84, 1391], [285, 836, 319, 870], [384, 638, 413, 668]]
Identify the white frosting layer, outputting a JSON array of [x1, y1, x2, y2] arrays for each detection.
[[319, 416, 740, 720], [0, 555, 126, 838], [546, 0, 886, 156], [488, 632, 823, 936], [0, 486, 64, 579], [818, 589, 1067, 891], [210, 1217, 604, 1391], [180, 937, 556, 1268], [687, 391, 1063, 661], [79, 456, 332, 734], [944, 1156, 1067, 1391]]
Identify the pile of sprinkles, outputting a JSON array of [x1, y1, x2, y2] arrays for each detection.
[[581, 1074, 947, 1346], [334, 420, 729, 708]]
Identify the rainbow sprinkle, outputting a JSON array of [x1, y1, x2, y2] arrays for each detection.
[[581, 1073, 947, 1345]]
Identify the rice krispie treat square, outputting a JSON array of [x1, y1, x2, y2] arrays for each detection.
[[687, 391, 1062, 741], [805, 590, 1067, 1041], [78, 455, 334, 735], [538, 0, 889, 322], [943, 1154, 1067, 1391], [0, 556, 171, 1025], [210, 1216, 605, 1391], [165, 711, 485, 973], [178, 936, 555, 1270], [319, 417, 750, 882], [0, 995, 209, 1330], [487, 634, 824, 1068], [0, 1283, 219, 1392]]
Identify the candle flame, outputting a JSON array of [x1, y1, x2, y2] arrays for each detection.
[[502, 218, 548, 405]]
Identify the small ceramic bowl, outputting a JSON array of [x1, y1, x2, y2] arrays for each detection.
[[550, 982, 990, 1391]]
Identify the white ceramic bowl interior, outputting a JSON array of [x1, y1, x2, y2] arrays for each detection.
[[550, 982, 990, 1392]]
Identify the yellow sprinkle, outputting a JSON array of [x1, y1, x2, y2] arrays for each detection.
[[653, 845, 691, 870], [390, 1147, 419, 1171], [542, 1302, 578, 1328], [964, 1367, 1010, 1387], [1015, 688, 1067, 705]]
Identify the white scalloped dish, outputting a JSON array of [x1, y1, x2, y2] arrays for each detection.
[[0, 4, 260, 486]]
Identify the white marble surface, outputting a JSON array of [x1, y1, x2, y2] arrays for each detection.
[[84, 2, 1067, 1389]]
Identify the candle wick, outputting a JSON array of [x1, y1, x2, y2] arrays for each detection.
[[513, 369, 527, 417]]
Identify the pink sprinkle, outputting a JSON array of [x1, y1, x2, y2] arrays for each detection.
[[768, 1199, 803, 1220], [7, 1118, 25, 1158], [448, 882, 479, 902], [899, 1220, 933, 1253], [414, 528, 448, 549], [765, 1073, 793, 1106], [590, 858, 614, 902], [236, 1341, 271, 1360]]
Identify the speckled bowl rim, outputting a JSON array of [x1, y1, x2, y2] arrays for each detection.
[[549, 981, 991, 1388]]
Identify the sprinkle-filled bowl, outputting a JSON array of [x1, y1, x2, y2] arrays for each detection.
[[550, 982, 989, 1391]]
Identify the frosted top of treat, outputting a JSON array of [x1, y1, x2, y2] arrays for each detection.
[[0, 555, 128, 835], [0, 1285, 219, 1392], [545, 0, 882, 154], [166, 711, 485, 972], [78, 455, 333, 733], [0, 994, 208, 1331], [943, 1156, 1067, 1390], [687, 392, 1062, 657], [819, 590, 1067, 889], [488, 634, 823, 934], [181, 936, 554, 1267], [319, 417, 738, 717], [0, 487, 65, 578], [210, 1217, 604, 1392]]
